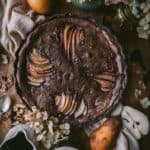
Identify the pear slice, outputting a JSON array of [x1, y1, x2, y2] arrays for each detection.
[[30, 54, 49, 65], [64, 96, 74, 115], [69, 101, 77, 116], [27, 81, 41, 86], [57, 93, 66, 112], [74, 100, 86, 118], [28, 63, 51, 74], [28, 66, 49, 78], [94, 79, 114, 92], [71, 28, 78, 60], [60, 95, 70, 113], [66, 27, 75, 60], [55, 96, 61, 106], [95, 72, 116, 82], [63, 25, 72, 51], [32, 48, 48, 62], [28, 75, 44, 83]]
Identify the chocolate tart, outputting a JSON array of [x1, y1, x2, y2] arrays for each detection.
[[16, 15, 127, 125]]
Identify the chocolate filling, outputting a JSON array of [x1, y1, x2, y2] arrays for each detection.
[[16, 15, 127, 125]]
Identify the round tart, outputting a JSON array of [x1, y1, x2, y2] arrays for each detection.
[[16, 15, 127, 125]]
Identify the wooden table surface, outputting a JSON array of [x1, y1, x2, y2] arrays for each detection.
[[0, 0, 150, 149]]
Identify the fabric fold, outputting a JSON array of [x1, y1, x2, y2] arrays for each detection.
[[0, 0, 45, 56]]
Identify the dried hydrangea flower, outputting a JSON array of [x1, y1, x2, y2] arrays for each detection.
[[0, 54, 8, 65], [12, 104, 71, 149], [134, 1, 150, 39], [42, 111, 48, 120], [140, 97, 150, 109], [13, 104, 26, 111], [66, 0, 72, 2]]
